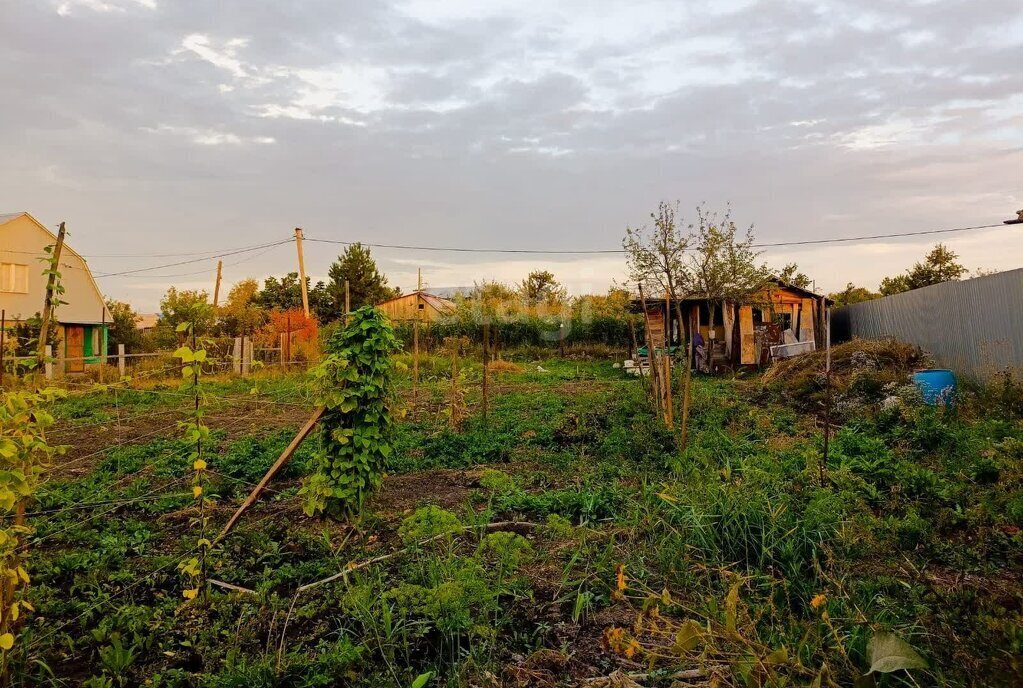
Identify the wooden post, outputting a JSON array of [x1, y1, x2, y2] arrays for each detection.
[[37, 221, 67, 372], [663, 355, 674, 428], [821, 305, 832, 484], [117, 344, 126, 377], [232, 337, 242, 374], [213, 260, 223, 308], [294, 228, 310, 318], [482, 320, 490, 424], [679, 307, 696, 452], [638, 283, 662, 418], [243, 337, 254, 375], [0, 309, 5, 388], [285, 311, 291, 370], [344, 279, 351, 323], [628, 316, 652, 403], [99, 306, 106, 383], [412, 270, 420, 416]]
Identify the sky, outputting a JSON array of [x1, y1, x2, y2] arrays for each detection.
[[2, 0, 1022, 312]]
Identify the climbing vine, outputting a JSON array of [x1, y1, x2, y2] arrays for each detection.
[[300, 306, 398, 518], [173, 322, 211, 601], [0, 386, 66, 669]]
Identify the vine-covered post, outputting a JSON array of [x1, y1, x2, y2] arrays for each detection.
[[174, 321, 211, 602], [300, 306, 398, 518], [0, 386, 66, 677], [36, 224, 66, 376]]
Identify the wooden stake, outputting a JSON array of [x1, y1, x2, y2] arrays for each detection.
[[638, 283, 662, 418], [412, 270, 420, 414], [679, 306, 695, 452], [482, 320, 490, 424], [821, 305, 832, 484], [213, 260, 223, 308], [214, 406, 326, 544], [344, 279, 351, 324], [294, 228, 310, 318], [37, 221, 66, 373]]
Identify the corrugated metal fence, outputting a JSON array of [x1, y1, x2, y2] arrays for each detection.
[[831, 268, 1023, 381]]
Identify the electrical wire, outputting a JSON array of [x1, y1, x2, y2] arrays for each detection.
[[91, 239, 294, 278], [303, 221, 1012, 254]]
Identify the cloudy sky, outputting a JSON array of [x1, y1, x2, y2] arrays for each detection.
[[2, 0, 1022, 311]]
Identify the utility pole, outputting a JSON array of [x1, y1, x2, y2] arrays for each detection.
[[294, 228, 310, 318], [37, 222, 67, 372], [413, 269, 421, 415], [213, 260, 223, 308]]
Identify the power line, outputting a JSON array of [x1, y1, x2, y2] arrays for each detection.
[[303, 221, 1011, 254], [91, 239, 294, 278]]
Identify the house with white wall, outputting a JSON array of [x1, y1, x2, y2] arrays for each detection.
[[1, 212, 109, 373]]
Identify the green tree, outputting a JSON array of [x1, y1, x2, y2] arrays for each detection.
[[159, 288, 214, 335], [324, 243, 399, 320], [778, 263, 812, 290], [828, 283, 880, 307], [880, 243, 968, 295], [518, 270, 567, 307], [217, 279, 267, 336], [105, 300, 143, 354]]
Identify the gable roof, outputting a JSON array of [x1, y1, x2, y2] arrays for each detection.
[[376, 290, 456, 313]]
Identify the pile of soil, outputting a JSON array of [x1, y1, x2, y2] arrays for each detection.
[[760, 338, 929, 411]]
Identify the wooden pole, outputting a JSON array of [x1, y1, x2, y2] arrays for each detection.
[[213, 260, 223, 308], [117, 343, 126, 377], [37, 221, 67, 372], [821, 305, 832, 484], [482, 320, 490, 424], [638, 283, 662, 418], [215, 407, 326, 544], [412, 269, 421, 415], [344, 279, 351, 324], [628, 316, 652, 403], [99, 306, 106, 383], [679, 305, 695, 452], [294, 228, 310, 318], [1, 309, 5, 388]]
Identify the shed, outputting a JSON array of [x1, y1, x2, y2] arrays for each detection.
[[375, 291, 456, 322], [631, 278, 830, 369], [1, 212, 110, 373]]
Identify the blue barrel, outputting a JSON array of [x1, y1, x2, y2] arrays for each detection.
[[912, 369, 957, 405]]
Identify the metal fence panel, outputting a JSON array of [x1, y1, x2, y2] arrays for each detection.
[[831, 268, 1023, 381]]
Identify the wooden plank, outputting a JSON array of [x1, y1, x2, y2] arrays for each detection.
[[214, 406, 325, 544], [739, 305, 755, 364]]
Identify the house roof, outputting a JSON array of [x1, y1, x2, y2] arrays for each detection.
[[629, 277, 831, 310], [376, 290, 456, 313], [0, 212, 26, 225]]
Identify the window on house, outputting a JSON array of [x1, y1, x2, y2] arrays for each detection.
[[0, 263, 29, 293]]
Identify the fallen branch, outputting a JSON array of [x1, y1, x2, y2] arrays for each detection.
[[296, 520, 537, 594], [209, 578, 256, 595]]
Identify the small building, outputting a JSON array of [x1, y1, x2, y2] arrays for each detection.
[[631, 278, 830, 370], [376, 291, 456, 322], [136, 313, 160, 333], [1, 212, 109, 373]]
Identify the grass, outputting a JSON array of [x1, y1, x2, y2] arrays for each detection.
[[8, 353, 1023, 686]]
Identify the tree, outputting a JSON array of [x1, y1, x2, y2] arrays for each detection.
[[105, 299, 143, 354], [778, 263, 812, 290], [880, 243, 968, 295], [518, 270, 567, 307], [159, 287, 214, 334], [218, 279, 267, 336], [828, 283, 879, 307], [324, 243, 399, 321], [686, 205, 772, 327]]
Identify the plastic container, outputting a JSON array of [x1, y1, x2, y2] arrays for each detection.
[[912, 369, 957, 405]]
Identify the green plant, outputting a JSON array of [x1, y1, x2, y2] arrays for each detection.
[[0, 385, 66, 667], [173, 321, 212, 601], [300, 306, 398, 517], [98, 632, 137, 686]]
